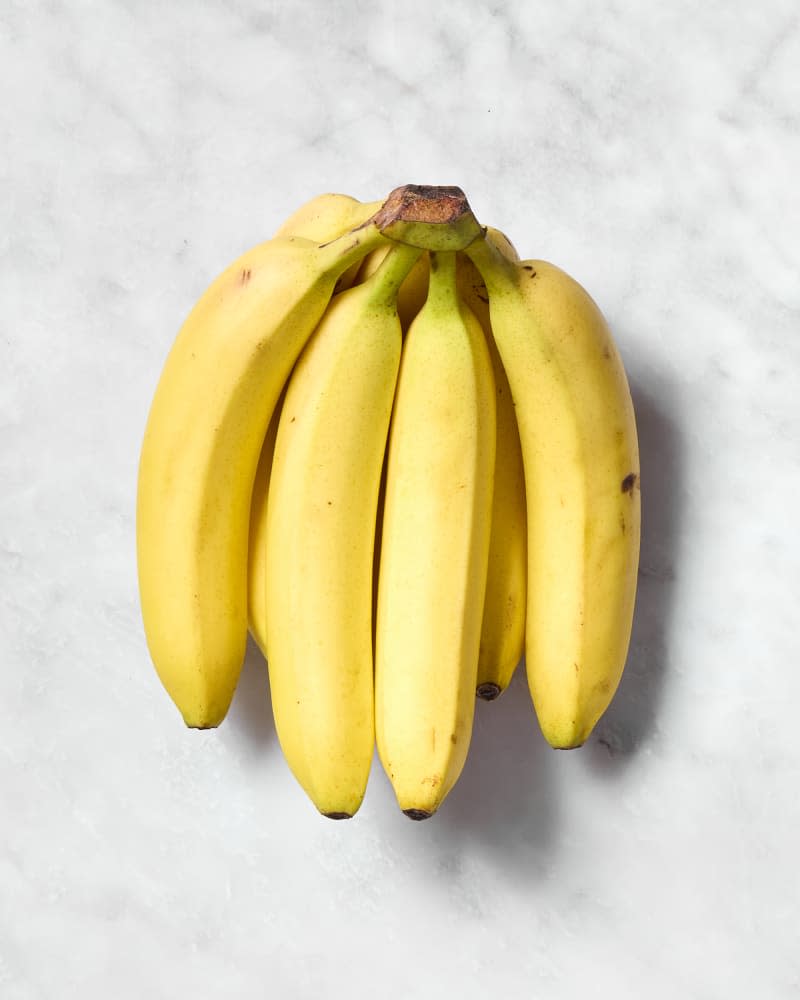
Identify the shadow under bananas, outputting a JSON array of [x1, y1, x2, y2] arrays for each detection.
[[431, 667, 558, 879], [225, 636, 276, 752], [585, 371, 684, 774]]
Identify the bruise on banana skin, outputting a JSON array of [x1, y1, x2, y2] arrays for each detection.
[[621, 473, 638, 493]]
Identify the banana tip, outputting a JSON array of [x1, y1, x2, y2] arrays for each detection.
[[403, 808, 433, 821], [476, 682, 502, 701], [321, 811, 353, 821]]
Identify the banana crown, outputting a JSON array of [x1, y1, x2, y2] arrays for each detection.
[[138, 183, 640, 819]]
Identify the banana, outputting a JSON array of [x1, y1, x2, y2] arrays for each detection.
[[137, 222, 387, 728], [247, 194, 385, 660], [360, 227, 525, 701], [264, 244, 422, 818], [457, 250, 527, 700], [466, 237, 641, 748], [375, 252, 496, 819]]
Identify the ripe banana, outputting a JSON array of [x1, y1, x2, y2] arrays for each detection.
[[137, 222, 387, 728], [457, 251, 527, 699], [375, 252, 496, 819], [360, 227, 526, 700], [247, 193, 386, 660], [263, 245, 421, 818], [466, 237, 641, 748]]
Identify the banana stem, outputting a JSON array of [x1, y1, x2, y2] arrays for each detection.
[[366, 244, 424, 307], [425, 251, 459, 307], [464, 235, 519, 297], [371, 185, 484, 251], [316, 223, 390, 281]]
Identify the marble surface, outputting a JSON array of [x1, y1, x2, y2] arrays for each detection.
[[2, 1, 799, 997]]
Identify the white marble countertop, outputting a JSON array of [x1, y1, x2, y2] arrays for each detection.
[[2, 2, 798, 997]]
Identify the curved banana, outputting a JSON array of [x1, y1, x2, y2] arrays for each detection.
[[375, 252, 496, 819], [137, 223, 387, 728], [264, 245, 421, 818], [466, 238, 640, 748], [247, 195, 384, 660], [361, 226, 525, 701], [457, 250, 527, 700]]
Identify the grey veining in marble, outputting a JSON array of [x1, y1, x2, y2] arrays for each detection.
[[2, 1, 799, 997]]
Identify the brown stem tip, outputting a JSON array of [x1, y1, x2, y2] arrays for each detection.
[[476, 682, 502, 701], [371, 184, 483, 251], [373, 185, 471, 228], [403, 808, 433, 821], [322, 811, 352, 820]]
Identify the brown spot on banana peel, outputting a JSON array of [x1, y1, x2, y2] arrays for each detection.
[[621, 473, 638, 493]]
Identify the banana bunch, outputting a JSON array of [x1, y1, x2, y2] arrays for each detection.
[[137, 185, 640, 820]]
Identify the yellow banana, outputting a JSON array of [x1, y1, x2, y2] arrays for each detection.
[[264, 244, 422, 818], [375, 252, 496, 819], [247, 194, 384, 660], [466, 237, 641, 748], [361, 224, 525, 699], [457, 250, 527, 699], [137, 222, 387, 728]]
